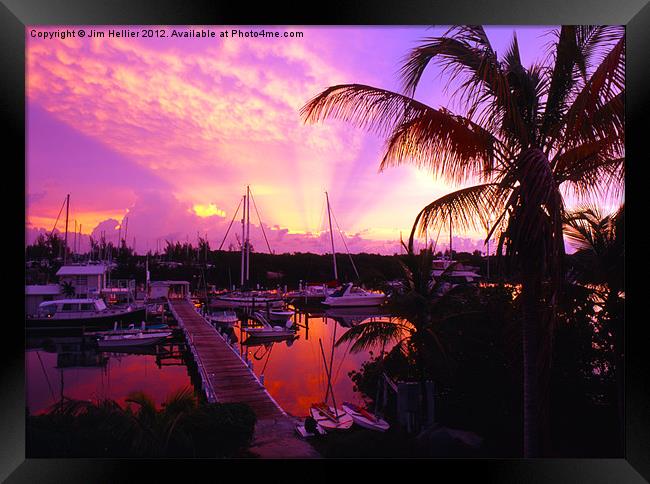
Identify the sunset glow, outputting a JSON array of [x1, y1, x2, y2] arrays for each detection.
[[27, 25, 558, 254]]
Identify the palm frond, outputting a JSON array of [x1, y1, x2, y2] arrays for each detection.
[[300, 84, 428, 138], [561, 36, 625, 147], [335, 319, 412, 354], [380, 107, 500, 183], [408, 183, 510, 249], [400, 32, 529, 146]]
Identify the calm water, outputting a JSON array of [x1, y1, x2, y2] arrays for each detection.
[[233, 308, 391, 417], [26, 334, 192, 414], [25, 308, 391, 417]]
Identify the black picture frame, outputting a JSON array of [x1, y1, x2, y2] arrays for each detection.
[[2, 0, 648, 481]]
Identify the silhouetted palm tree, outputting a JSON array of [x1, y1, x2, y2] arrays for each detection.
[[564, 203, 624, 451], [336, 246, 480, 430], [60, 281, 76, 297], [301, 26, 624, 456]]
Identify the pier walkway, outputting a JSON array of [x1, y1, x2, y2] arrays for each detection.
[[168, 299, 319, 458]]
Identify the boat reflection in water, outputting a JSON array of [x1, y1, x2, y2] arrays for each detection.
[[231, 307, 401, 418], [26, 331, 192, 415], [323, 306, 386, 328]]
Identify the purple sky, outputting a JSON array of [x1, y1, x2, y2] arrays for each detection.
[[27, 25, 574, 255]]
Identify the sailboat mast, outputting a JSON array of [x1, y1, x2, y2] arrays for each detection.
[[63, 194, 70, 265], [240, 193, 246, 287], [325, 191, 338, 281], [449, 208, 453, 261], [246, 185, 250, 283]]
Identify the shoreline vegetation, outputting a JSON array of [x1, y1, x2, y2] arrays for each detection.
[[26, 388, 257, 458]]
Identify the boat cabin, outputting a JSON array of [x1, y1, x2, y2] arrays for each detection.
[[37, 298, 108, 318]]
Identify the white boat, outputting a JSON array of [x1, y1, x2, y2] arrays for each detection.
[[27, 298, 147, 328], [93, 323, 171, 348], [431, 259, 481, 295], [322, 283, 386, 307], [212, 186, 284, 310], [268, 307, 294, 324], [207, 310, 239, 325], [309, 403, 353, 431], [96, 331, 171, 348], [211, 293, 284, 309], [241, 311, 295, 338], [341, 402, 390, 432], [285, 284, 336, 307]]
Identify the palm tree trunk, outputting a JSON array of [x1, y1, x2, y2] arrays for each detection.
[[605, 286, 624, 455], [521, 273, 541, 457]]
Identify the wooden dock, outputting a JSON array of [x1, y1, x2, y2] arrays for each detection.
[[168, 299, 320, 458]]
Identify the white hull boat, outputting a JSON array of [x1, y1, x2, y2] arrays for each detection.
[[341, 402, 390, 432], [268, 308, 293, 323], [208, 310, 239, 325], [309, 404, 353, 431], [322, 283, 386, 307], [96, 330, 171, 348], [241, 311, 295, 338], [211, 292, 284, 309]]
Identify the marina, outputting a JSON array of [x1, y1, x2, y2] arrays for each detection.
[[22, 23, 626, 462]]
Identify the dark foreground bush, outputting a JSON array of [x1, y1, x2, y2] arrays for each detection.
[[27, 388, 256, 458]]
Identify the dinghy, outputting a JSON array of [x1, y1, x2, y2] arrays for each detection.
[[341, 401, 390, 432], [309, 402, 353, 431]]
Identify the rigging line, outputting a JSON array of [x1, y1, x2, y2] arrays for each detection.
[[329, 207, 360, 281], [260, 343, 274, 374], [248, 189, 273, 254], [218, 198, 243, 251], [36, 350, 56, 402], [49, 196, 68, 237], [332, 337, 353, 387]]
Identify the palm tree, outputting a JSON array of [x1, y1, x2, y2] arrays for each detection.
[[301, 26, 624, 456], [336, 246, 482, 431], [564, 203, 624, 451], [60, 281, 76, 297]]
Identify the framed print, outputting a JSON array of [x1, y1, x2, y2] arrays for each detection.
[[2, 0, 648, 481]]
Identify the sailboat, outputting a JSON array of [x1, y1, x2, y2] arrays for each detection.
[[341, 401, 390, 432], [429, 210, 481, 296], [308, 324, 353, 432], [211, 186, 283, 310]]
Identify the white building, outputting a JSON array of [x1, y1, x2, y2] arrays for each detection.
[[56, 264, 108, 298], [149, 281, 190, 300], [25, 284, 62, 317]]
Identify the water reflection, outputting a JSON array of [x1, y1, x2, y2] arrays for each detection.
[[230, 307, 396, 417], [26, 333, 192, 415]]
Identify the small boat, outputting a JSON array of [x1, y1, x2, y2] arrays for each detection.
[[309, 402, 353, 431], [341, 402, 390, 432], [322, 283, 386, 307], [241, 311, 295, 338], [431, 259, 482, 296], [211, 291, 284, 310], [268, 308, 294, 324], [207, 310, 239, 325], [285, 284, 336, 307], [90, 322, 172, 348]]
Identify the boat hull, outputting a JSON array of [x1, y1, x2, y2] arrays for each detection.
[[309, 405, 353, 431], [322, 296, 386, 307], [341, 404, 390, 432], [97, 332, 171, 348], [26, 307, 147, 330]]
